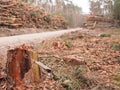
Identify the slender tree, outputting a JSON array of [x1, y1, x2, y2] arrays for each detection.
[[113, 0, 120, 20], [89, 0, 114, 17]]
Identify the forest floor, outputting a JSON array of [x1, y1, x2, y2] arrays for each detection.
[[35, 28, 120, 90], [0, 28, 120, 90]]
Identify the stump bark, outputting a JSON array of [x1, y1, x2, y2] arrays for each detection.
[[7, 48, 40, 86]]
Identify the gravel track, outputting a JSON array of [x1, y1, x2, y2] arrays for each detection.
[[0, 28, 81, 66]]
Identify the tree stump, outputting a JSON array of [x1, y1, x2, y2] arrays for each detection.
[[7, 47, 40, 86], [30, 51, 40, 82]]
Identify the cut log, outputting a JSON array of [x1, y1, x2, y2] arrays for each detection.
[[35, 61, 51, 73], [92, 21, 97, 29]]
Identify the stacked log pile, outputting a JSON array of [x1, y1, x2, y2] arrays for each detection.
[[0, 0, 67, 29], [84, 14, 113, 29], [86, 14, 111, 22]]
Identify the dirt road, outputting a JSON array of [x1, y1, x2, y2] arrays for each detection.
[[0, 28, 81, 65]]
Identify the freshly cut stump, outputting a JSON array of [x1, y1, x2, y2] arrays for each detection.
[[7, 48, 31, 85]]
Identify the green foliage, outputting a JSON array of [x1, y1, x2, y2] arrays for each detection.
[[30, 12, 36, 17], [64, 39, 72, 48], [60, 73, 80, 90], [73, 67, 94, 88], [112, 68, 120, 87], [117, 57, 120, 63], [99, 34, 111, 37], [112, 42, 120, 51], [113, 74, 120, 87], [63, 14, 73, 26], [43, 15, 51, 23], [22, 0, 34, 3]]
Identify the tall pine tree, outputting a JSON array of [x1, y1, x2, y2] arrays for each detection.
[[113, 0, 120, 20]]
